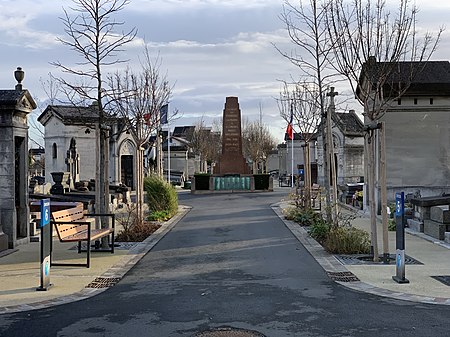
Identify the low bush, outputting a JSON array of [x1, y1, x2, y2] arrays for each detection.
[[144, 175, 178, 218], [148, 210, 171, 222], [309, 216, 331, 244], [284, 207, 323, 227], [116, 221, 161, 242], [323, 226, 370, 254], [115, 203, 161, 242], [388, 218, 396, 231]]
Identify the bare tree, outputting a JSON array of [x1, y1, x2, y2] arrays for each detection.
[[52, 0, 136, 241], [242, 120, 276, 174], [109, 48, 175, 224], [325, 0, 443, 260], [278, 81, 324, 208], [276, 0, 339, 221], [189, 118, 221, 173]]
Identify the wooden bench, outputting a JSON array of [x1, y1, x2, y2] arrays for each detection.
[[50, 205, 115, 268]]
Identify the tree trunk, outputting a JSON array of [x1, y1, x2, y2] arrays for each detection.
[[321, 119, 332, 223], [136, 147, 145, 224], [368, 131, 379, 261], [326, 106, 338, 226], [380, 122, 389, 262], [97, 127, 110, 249], [304, 142, 311, 208]]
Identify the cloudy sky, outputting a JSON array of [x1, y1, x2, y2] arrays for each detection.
[[0, 0, 448, 147]]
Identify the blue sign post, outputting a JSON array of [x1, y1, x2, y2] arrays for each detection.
[[37, 198, 52, 291], [392, 192, 409, 284]]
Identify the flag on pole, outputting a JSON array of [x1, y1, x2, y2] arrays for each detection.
[[286, 105, 293, 140], [160, 104, 168, 125]]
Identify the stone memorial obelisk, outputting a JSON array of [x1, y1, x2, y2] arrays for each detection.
[[216, 97, 249, 174]]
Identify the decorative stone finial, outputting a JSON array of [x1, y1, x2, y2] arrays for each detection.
[[14, 67, 24, 91]]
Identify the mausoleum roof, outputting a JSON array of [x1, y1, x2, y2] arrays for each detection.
[[334, 111, 364, 136], [357, 60, 450, 98], [0, 89, 36, 110]]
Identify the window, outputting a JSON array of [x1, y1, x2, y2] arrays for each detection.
[[397, 98, 401, 105], [414, 98, 418, 105], [52, 143, 57, 159], [430, 98, 434, 105]]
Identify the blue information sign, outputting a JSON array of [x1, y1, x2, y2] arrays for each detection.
[[37, 198, 52, 291], [40, 199, 50, 228], [395, 192, 404, 217]]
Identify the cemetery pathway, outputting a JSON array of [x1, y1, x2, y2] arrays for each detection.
[[0, 190, 449, 337]]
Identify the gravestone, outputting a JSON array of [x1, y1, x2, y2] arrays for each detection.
[[216, 97, 249, 174], [0, 67, 36, 250]]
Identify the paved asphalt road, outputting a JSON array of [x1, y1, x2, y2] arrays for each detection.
[[0, 191, 449, 336]]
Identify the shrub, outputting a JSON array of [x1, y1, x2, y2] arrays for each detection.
[[388, 218, 396, 231], [323, 226, 370, 254], [284, 206, 323, 227], [144, 176, 178, 218], [148, 210, 171, 222], [309, 216, 331, 244], [115, 203, 161, 242]]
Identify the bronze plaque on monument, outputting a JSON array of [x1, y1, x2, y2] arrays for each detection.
[[216, 97, 249, 174]]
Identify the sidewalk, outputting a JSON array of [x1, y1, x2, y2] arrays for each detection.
[[273, 202, 450, 305], [0, 205, 191, 314]]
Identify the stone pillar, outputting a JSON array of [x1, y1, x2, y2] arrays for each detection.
[[0, 68, 36, 250], [216, 97, 249, 174]]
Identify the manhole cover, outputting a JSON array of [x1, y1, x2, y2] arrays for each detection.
[[431, 275, 450, 286], [195, 327, 265, 337], [86, 277, 121, 288], [327, 271, 360, 282]]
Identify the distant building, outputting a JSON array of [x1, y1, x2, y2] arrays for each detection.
[[38, 103, 137, 189], [28, 148, 45, 178], [279, 133, 319, 183], [317, 110, 365, 185]]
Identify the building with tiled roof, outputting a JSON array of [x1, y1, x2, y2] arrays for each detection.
[[358, 60, 450, 200], [38, 103, 137, 189]]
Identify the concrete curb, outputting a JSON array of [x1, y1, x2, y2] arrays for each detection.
[[271, 202, 450, 306], [0, 205, 191, 314]]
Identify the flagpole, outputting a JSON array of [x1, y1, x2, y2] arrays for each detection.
[[168, 121, 171, 184], [290, 102, 294, 187], [291, 134, 294, 187]]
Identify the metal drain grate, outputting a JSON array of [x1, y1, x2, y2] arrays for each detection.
[[70, 242, 138, 251], [86, 277, 121, 288], [335, 254, 422, 265], [327, 271, 360, 282], [431, 276, 450, 286], [195, 327, 266, 337]]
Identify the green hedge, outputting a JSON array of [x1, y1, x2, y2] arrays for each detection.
[[253, 174, 270, 190], [144, 176, 178, 218], [194, 174, 210, 190]]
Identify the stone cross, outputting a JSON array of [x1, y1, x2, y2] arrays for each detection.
[[327, 87, 339, 106]]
